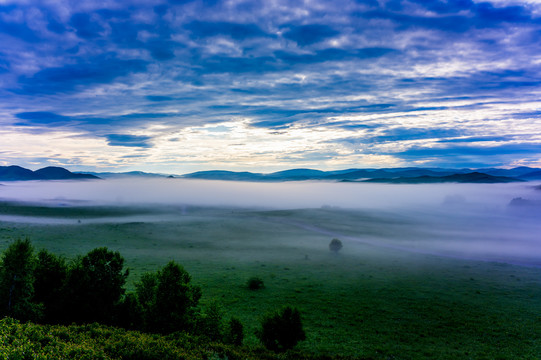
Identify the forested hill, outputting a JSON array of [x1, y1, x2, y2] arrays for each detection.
[[0, 165, 99, 181]]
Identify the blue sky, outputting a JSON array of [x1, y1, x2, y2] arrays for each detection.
[[1, 0, 540, 173]]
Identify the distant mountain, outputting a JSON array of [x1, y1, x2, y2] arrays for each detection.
[[361, 172, 523, 184], [0, 166, 99, 181], [82, 171, 169, 179], [477, 166, 537, 178], [2, 165, 539, 184], [183, 170, 265, 181], [182, 167, 532, 183], [519, 170, 541, 180], [265, 168, 328, 180], [0, 165, 36, 180]]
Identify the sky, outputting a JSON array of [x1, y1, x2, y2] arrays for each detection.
[[1, 0, 541, 174]]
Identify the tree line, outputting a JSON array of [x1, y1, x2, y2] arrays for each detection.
[[0, 238, 305, 352]]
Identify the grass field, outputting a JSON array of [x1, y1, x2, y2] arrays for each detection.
[[0, 199, 540, 359]]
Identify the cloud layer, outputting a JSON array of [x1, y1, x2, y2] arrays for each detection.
[[1, 0, 540, 172]]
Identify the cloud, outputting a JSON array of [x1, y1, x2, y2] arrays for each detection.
[[366, 127, 465, 143], [184, 21, 269, 40], [14, 112, 70, 126], [16, 56, 148, 94], [105, 134, 153, 148], [1, 0, 540, 171], [282, 24, 339, 46], [69, 13, 103, 39]]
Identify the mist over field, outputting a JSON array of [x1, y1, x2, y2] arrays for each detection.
[[0, 178, 540, 209], [1, 179, 541, 267]]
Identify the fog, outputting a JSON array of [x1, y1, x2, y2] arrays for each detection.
[[1, 178, 541, 267], [1, 178, 539, 210]]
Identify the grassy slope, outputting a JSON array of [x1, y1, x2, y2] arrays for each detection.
[[0, 203, 540, 359]]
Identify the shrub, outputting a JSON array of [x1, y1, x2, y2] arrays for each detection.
[[247, 277, 264, 290], [256, 306, 305, 352], [224, 317, 244, 346], [195, 301, 224, 342], [328, 238, 343, 253]]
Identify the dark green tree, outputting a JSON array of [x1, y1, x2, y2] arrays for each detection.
[[115, 292, 143, 330], [256, 306, 306, 352], [224, 317, 244, 346], [329, 238, 343, 253], [0, 238, 41, 321], [195, 300, 224, 341], [136, 261, 201, 334], [247, 276, 264, 290], [33, 249, 68, 323], [64, 247, 128, 324]]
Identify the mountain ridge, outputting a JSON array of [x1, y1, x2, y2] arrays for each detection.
[[2, 165, 541, 183], [0, 166, 99, 181]]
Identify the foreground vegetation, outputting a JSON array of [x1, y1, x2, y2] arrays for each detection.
[[0, 317, 350, 360], [0, 202, 540, 358]]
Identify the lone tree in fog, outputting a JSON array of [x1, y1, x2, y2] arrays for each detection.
[[329, 238, 343, 253]]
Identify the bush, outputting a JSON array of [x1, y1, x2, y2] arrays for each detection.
[[328, 238, 343, 253], [247, 277, 264, 290], [224, 317, 244, 346], [256, 306, 305, 352], [195, 301, 224, 342]]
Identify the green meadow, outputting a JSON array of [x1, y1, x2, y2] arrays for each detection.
[[0, 201, 540, 359]]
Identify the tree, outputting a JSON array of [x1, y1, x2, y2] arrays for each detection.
[[0, 238, 41, 321], [115, 292, 143, 330], [136, 261, 201, 334], [224, 317, 244, 346], [33, 249, 68, 323], [195, 301, 224, 341], [247, 276, 264, 290], [256, 306, 305, 352], [329, 238, 343, 253], [63, 247, 128, 324]]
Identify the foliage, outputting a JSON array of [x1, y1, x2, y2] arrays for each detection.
[[63, 247, 128, 324], [114, 292, 143, 330], [136, 261, 202, 334], [0, 318, 333, 360], [195, 300, 224, 342], [256, 306, 306, 353], [328, 238, 343, 253], [33, 249, 68, 323], [224, 317, 244, 346], [0, 238, 42, 321], [247, 276, 265, 290]]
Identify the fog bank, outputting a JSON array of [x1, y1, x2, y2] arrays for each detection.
[[2, 178, 541, 267], [1, 178, 539, 211]]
